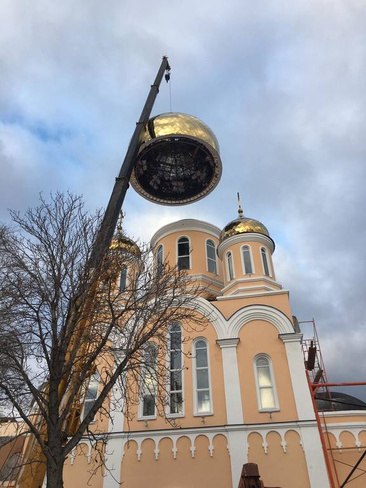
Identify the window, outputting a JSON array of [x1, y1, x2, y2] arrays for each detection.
[[254, 355, 278, 411], [261, 247, 270, 277], [226, 251, 234, 281], [141, 343, 158, 418], [119, 267, 128, 291], [169, 323, 183, 415], [156, 245, 163, 277], [206, 239, 217, 274], [242, 245, 253, 274], [193, 339, 212, 415], [82, 371, 100, 420], [0, 451, 22, 481], [177, 237, 190, 270]]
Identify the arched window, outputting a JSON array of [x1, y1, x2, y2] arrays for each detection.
[[169, 323, 183, 415], [193, 339, 212, 415], [119, 266, 128, 291], [226, 251, 234, 281], [254, 355, 279, 411], [177, 237, 190, 270], [156, 245, 163, 277], [141, 343, 158, 417], [261, 247, 270, 277], [242, 245, 253, 274], [82, 371, 100, 420], [206, 239, 217, 274]]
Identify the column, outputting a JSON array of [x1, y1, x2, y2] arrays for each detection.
[[103, 364, 125, 488], [217, 338, 243, 424], [279, 333, 314, 420], [217, 338, 246, 488]]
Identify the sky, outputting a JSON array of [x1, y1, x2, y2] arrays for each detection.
[[1, 0, 365, 399]]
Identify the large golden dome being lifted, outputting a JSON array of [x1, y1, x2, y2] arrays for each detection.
[[130, 113, 222, 205]]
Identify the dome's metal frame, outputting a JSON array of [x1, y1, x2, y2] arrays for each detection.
[[131, 134, 222, 205]]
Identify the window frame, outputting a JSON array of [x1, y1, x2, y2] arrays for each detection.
[[177, 236, 191, 271], [205, 238, 217, 275], [81, 371, 100, 421], [253, 354, 279, 412], [192, 337, 213, 416], [241, 244, 254, 275], [139, 342, 158, 420], [226, 251, 235, 281], [261, 247, 271, 277], [156, 244, 164, 277], [167, 323, 185, 418], [119, 266, 128, 292]]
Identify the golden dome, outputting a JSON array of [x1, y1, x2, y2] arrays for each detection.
[[130, 112, 222, 206], [110, 213, 141, 255], [109, 235, 141, 255], [220, 217, 271, 243], [141, 112, 220, 153]]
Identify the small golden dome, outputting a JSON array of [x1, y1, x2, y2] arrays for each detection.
[[109, 212, 141, 255], [220, 217, 270, 243], [109, 235, 141, 255]]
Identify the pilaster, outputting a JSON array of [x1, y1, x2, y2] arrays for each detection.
[[216, 338, 243, 425], [279, 333, 315, 420]]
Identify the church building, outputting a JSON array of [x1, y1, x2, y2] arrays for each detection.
[[62, 206, 366, 488]]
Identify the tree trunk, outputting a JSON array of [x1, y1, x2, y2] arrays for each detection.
[[46, 459, 64, 488], [46, 418, 65, 488]]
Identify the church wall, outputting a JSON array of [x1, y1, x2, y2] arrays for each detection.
[[323, 431, 366, 488], [122, 316, 228, 432], [320, 414, 366, 488], [237, 320, 299, 423], [120, 433, 232, 488], [213, 292, 293, 322], [247, 430, 311, 488], [153, 229, 223, 281], [63, 442, 104, 488], [220, 240, 275, 285]]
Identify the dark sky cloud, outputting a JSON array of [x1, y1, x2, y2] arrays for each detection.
[[1, 0, 365, 397]]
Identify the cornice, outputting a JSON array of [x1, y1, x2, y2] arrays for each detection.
[[279, 332, 303, 343], [217, 289, 289, 301], [221, 277, 282, 295], [84, 419, 319, 441], [216, 338, 240, 348], [190, 273, 224, 289], [321, 412, 366, 419]]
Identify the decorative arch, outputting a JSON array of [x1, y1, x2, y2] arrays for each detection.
[[229, 305, 294, 338], [178, 296, 227, 339], [178, 299, 294, 340]]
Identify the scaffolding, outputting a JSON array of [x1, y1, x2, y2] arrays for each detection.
[[300, 319, 366, 488]]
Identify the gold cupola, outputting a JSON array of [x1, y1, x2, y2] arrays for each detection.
[[219, 198, 274, 248], [130, 112, 222, 205], [110, 213, 141, 256]]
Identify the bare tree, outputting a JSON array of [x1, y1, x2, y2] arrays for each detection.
[[0, 193, 203, 488]]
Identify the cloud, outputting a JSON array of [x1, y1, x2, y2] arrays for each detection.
[[1, 0, 365, 399]]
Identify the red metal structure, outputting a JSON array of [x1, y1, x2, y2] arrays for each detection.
[[300, 319, 366, 488]]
